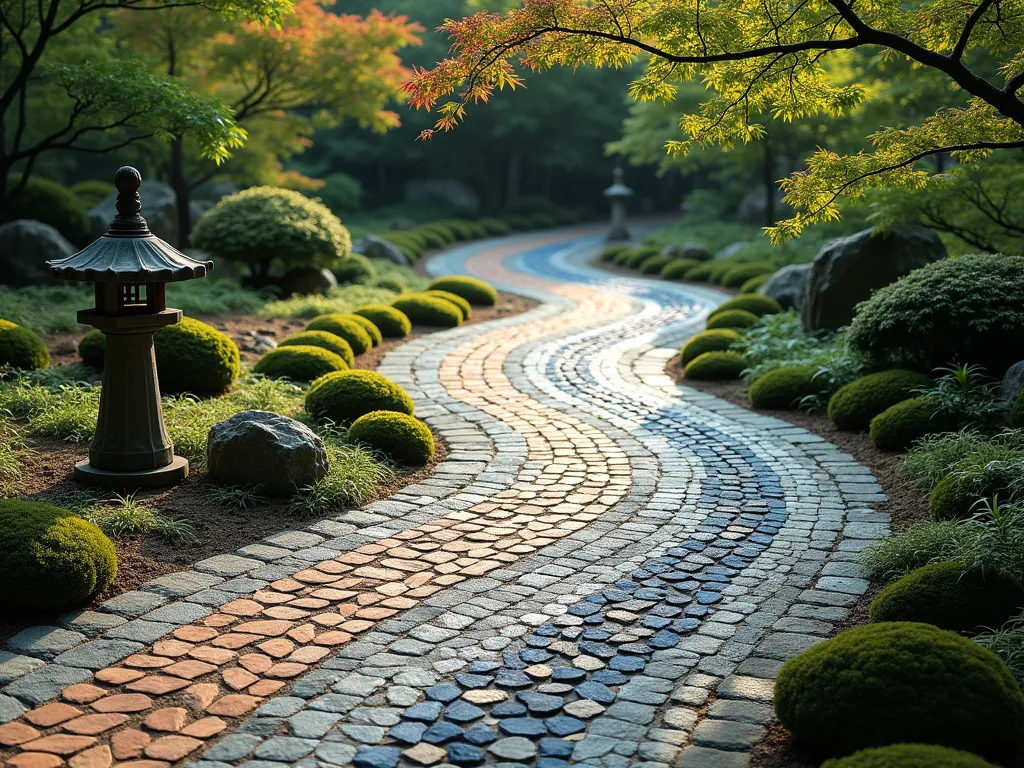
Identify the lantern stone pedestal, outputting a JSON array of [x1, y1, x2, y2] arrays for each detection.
[[604, 167, 634, 243]]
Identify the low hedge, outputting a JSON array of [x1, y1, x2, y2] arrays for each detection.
[[392, 295, 463, 328], [709, 294, 783, 319], [684, 351, 746, 380], [305, 314, 373, 356], [681, 329, 741, 366], [639, 254, 671, 275], [827, 370, 932, 432], [354, 305, 411, 339], [278, 331, 355, 367], [775, 621, 1024, 759], [155, 317, 240, 393], [660, 258, 702, 280], [684, 264, 714, 282], [427, 276, 498, 306], [740, 273, 772, 294], [349, 410, 435, 466], [625, 245, 662, 268], [821, 745, 998, 768], [869, 562, 1024, 633], [869, 396, 959, 451], [748, 366, 822, 410], [720, 261, 775, 288], [601, 244, 631, 262], [346, 314, 383, 346], [426, 290, 472, 319], [333, 253, 375, 285], [252, 345, 348, 382], [306, 369, 414, 424], [706, 309, 760, 330], [0, 319, 50, 370]]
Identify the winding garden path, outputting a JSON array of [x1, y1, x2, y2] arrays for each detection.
[[0, 229, 888, 768]]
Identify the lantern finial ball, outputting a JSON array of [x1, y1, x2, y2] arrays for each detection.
[[114, 166, 142, 216]]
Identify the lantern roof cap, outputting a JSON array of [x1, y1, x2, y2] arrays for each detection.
[[46, 166, 212, 283], [603, 167, 633, 198]]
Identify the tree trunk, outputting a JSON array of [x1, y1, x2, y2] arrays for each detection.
[[763, 136, 776, 227], [169, 135, 192, 249]]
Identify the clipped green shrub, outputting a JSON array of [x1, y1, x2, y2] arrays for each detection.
[[928, 473, 1005, 520], [684, 351, 746, 380], [478, 218, 511, 236], [349, 410, 435, 466], [821, 744, 998, 768], [0, 319, 50, 370], [333, 253, 375, 285], [417, 223, 457, 244], [306, 369, 414, 423], [720, 261, 775, 288], [2, 173, 90, 244], [427, 276, 498, 306], [869, 562, 1024, 633], [379, 232, 421, 262], [346, 314, 383, 347], [706, 309, 760, 330], [253, 345, 348, 382], [70, 179, 115, 209], [660, 258, 702, 280], [775, 621, 1024, 759], [870, 396, 958, 451], [828, 370, 933, 432], [426, 290, 472, 319], [374, 276, 406, 293], [741, 273, 773, 294], [709, 294, 783, 318], [684, 263, 714, 282], [278, 331, 354, 366], [78, 329, 105, 368], [708, 260, 740, 283], [625, 245, 661, 268], [681, 329, 741, 366], [848, 254, 1024, 375], [749, 365, 822, 410], [601, 244, 631, 262], [392, 295, 463, 328], [354, 305, 411, 339], [305, 314, 373, 356], [411, 227, 446, 249], [639, 255, 671, 275], [155, 317, 240, 393], [2, 499, 117, 612]]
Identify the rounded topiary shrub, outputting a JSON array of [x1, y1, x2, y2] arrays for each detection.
[[427, 276, 498, 306], [821, 744, 998, 768], [346, 314, 383, 347], [392, 295, 463, 328], [2, 500, 117, 612], [741, 273, 773, 294], [153, 317, 240, 393], [847, 254, 1024, 376], [426, 290, 472, 319], [354, 305, 411, 339], [869, 562, 1024, 633], [928, 473, 1005, 521], [681, 329, 741, 366], [749, 366, 823, 409], [706, 309, 760, 330], [279, 331, 354, 367], [601, 244, 631, 262], [333, 252, 375, 285], [684, 351, 746, 380], [0, 319, 50, 370], [70, 179, 115, 209], [774, 621, 1024, 760], [625, 245, 661, 269], [827, 370, 932, 432], [78, 329, 105, 368], [253, 345, 348, 382], [305, 314, 373, 356], [305, 369, 414, 424], [684, 264, 714, 282], [191, 187, 351, 280], [2, 173, 90, 245], [639, 255, 671, 275], [349, 410, 435, 466], [869, 396, 958, 451], [660, 258, 702, 280], [374, 276, 406, 293], [709, 294, 783, 319], [720, 261, 775, 288]]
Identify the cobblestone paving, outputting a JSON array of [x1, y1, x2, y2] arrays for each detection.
[[0, 230, 887, 768]]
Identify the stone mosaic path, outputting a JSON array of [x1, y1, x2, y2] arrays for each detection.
[[0, 230, 887, 768]]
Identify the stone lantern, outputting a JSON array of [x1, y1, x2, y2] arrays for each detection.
[[46, 166, 212, 490], [603, 167, 633, 242]]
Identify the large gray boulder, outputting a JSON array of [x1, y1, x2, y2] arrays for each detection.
[[279, 266, 337, 297], [802, 225, 947, 331], [0, 219, 76, 286], [353, 235, 409, 266], [207, 410, 328, 495], [760, 263, 811, 310], [90, 180, 179, 245], [1001, 361, 1024, 403]]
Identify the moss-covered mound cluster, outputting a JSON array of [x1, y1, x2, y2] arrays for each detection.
[[774, 621, 1024, 760], [426, 290, 472, 319], [706, 309, 760, 330], [821, 745, 997, 768], [748, 366, 822, 410], [1, 500, 117, 612], [684, 351, 746, 380], [306, 369, 414, 424], [2, 173, 90, 245], [253, 345, 348, 382], [869, 396, 958, 451], [639, 254, 671, 275], [681, 329, 741, 366], [710, 294, 783, 319], [354, 305, 411, 339], [720, 261, 775, 288], [392, 295, 463, 328], [828, 370, 932, 432], [333, 252, 375, 285], [155, 317, 240, 393], [427, 275, 498, 306], [349, 410, 435, 466], [0, 319, 50, 371], [347, 314, 382, 346], [741, 273, 772, 294], [278, 331, 355, 367], [660, 258, 702, 280], [305, 314, 373, 356]]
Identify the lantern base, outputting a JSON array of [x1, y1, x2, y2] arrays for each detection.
[[74, 456, 188, 491]]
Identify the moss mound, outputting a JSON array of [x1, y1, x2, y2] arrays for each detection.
[[349, 410, 435, 466], [155, 317, 240, 393], [278, 331, 355, 367], [828, 370, 932, 432], [426, 290, 472, 319], [345, 314, 383, 346], [720, 261, 775, 288], [684, 264, 714, 282], [869, 562, 1024, 633], [928, 472, 1007, 521], [306, 369, 414, 424], [741, 273, 773, 294], [749, 366, 822, 410], [253, 345, 348, 382], [660, 258, 702, 280], [354, 305, 411, 339], [392, 295, 463, 328], [78, 329, 105, 368], [639, 254, 671, 275], [305, 314, 373, 356], [684, 351, 746, 380], [710, 294, 783, 319], [374, 276, 406, 293], [0, 319, 50, 370], [333, 253, 376, 285], [706, 308, 760, 330], [681, 329, 741, 366], [869, 396, 958, 451], [821, 744, 998, 768], [775, 621, 1024, 759], [1, 500, 117, 612], [2, 173, 90, 245], [427, 276, 498, 306]]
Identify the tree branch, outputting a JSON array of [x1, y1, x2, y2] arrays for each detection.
[[953, 0, 995, 60]]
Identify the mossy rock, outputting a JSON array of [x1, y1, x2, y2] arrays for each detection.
[[709, 294, 783, 319], [278, 331, 354, 367], [253, 345, 348, 382], [427, 276, 498, 306], [775, 621, 1024, 760], [869, 396, 958, 451], [349, 410, 435, 466], [684, 351, 746, 380], [821, 744, 998, 768], [660, 258, 702, 280], [706, 309, 760, 330], [748, 366, 822, 410], [828, 370, 932, 432], [740, 273, 772, 294], [155, 317, 240, 393], [353, 305, 411, 339], [681, 329, 741, 366], [1, 499, 117, 613], [426, 290, 472, 319], [869, 562, 1024, 633], [928, 473, 1006, 521], [0, 319, 50, 370], [639, 254, 671, 275], [305, 369, 414, 424], [1010, 388, 1024, 429], [392, 295, 463, 328], [305, 314, 373, 356], [333, 253, 376, 285], [345, 314, 383, 347], [720, 261, 775, 288]]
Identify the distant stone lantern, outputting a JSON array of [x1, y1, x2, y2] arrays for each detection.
[[46, 166, 213, 490], [604, 167, 633, 242]]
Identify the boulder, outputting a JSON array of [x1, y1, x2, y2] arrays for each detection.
[[803, 225, 947, 332], [1001, 361, 1024, 403], [717, 241, 752, 260], [279, 266, 337, 297], [0, 219, 75, 286], [90, 180, 179, 245], [681, 242, 712, 261], [207, 410, 328, 496], [760, 263, 811, 310], [353, 235, 409, 266]]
